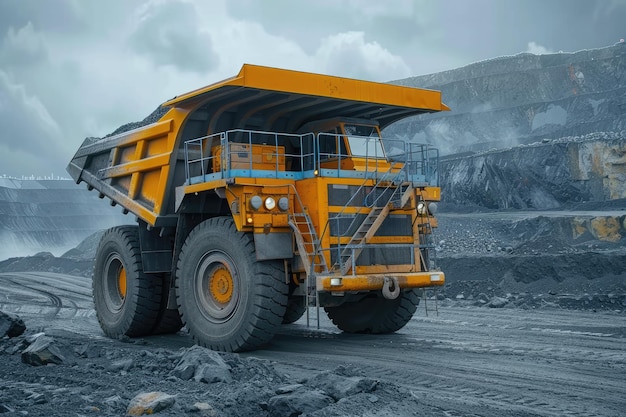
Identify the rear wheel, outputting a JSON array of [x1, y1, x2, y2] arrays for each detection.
[[152, 273, 183, 335], [324, 289, 421, 333], [282, 296, 306, 324], [93, 226, 161, 338], [175, 217, 288, 352]]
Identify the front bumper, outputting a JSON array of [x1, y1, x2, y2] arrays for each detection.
[[316, 271, 445, 292]]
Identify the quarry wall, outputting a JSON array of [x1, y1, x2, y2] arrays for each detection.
[[0, 179, 129, 259], [387, 44, 626, 155], [439, 132, 626, 209]]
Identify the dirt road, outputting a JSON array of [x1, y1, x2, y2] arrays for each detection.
[[1, 272, 625, 416]]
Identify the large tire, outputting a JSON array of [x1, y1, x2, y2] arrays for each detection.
[[175, 217, 288, 352], [152, 308, 184, 335], [93, 226, 161, 338], [282, 296, 306, 324], [152, 274, 183, 335], [324, 289, 421, 333]]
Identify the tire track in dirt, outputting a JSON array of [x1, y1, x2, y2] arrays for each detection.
[[0, 274, 63, 317], [0, 273, 97, 331]]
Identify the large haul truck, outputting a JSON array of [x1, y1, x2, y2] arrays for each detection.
[[67, 64, 448, 352]]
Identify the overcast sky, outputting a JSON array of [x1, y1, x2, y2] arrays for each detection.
[[0, 0, 624, 178]]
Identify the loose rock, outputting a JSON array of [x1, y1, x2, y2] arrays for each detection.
[[188, 402, 217, 415], [307, 371, 378, 401], [109, 358, 134, 372], [75, 343, 102, 359], [126, 392, 175, 416], [171, 345, 232, 383], [488, 296, 509, 308], [268, 388, 334, 417], [0, 311, 26, 338], [21, 335, 70, 366]]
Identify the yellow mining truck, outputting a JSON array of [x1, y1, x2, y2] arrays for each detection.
[[67, 64, 448, 352]]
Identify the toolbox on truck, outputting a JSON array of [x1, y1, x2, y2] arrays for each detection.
[[212, 143, 286, 172]]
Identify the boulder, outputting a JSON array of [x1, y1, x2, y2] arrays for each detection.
[[75, 342, 102, 359], [126, 392, 175, 416], [488, 296, 509, 308], [307, 371, 378, 401], [0, 311, 26, 338], [194, 362, 232, 384], [267, 388, 334, 417], [171, 345, 231, 383], [21, 335, 70, 366]]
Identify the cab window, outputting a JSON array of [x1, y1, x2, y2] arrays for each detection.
[[343, 124, 385, 158]]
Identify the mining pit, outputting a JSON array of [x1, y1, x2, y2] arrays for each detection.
[[1, 44, 625, 416]]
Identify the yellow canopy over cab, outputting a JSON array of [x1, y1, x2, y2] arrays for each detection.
[[162, 64, 449, 133]]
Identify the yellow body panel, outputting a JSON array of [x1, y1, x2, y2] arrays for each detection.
[[422, 187, 441, 201], [164, 64, 449, 112], [74, 107, 190, 226]]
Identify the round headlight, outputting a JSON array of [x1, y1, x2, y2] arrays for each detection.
[[250, 195, 262, 210], [264, 197, 276, 210], [427, 202, 438, 215], [417, 202, 427, 215], [278, 197, 289, 211]]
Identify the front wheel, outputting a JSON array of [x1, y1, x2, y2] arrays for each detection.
[[175, 217, 288, 352], [324, 289, 422, 333]]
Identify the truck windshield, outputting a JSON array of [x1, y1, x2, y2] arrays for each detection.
[[344, 124, 385, 158]]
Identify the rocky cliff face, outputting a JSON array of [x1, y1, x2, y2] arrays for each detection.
[[387, 44, 626, 155], [0, 179, 129, 260], [440, 132, 626, 209], [385, 43, 626, 209]]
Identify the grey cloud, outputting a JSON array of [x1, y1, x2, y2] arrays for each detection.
[[316, 32, 411, 81], [129, 0, 218, 74], [0, 0, 86, 34], [225, 0, 422, 55], [0, 22, 48, 67], [226, 0, 626, 78], [0, 70, 67, 175]]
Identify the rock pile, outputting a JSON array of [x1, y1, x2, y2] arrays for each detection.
[[0, 312, 406, 417]]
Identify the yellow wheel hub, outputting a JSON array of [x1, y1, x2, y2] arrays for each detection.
[[209, 266, 233, 304], [118, 266, 127, 299]]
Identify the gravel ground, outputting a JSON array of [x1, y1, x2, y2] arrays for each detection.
[[0, 208, 624, 416], [2, 273, 624, 417]]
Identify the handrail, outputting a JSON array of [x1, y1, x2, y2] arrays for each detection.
[[183, 128, 439, 186], [325, 165, 409, 272], [319, 164, 396, 243]]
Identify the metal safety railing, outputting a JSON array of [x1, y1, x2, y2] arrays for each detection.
[[183, 128, 439, 186], [184, 129, 314, 183]]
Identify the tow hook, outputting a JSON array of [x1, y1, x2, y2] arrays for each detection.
[[382, 276, 400, 300]]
